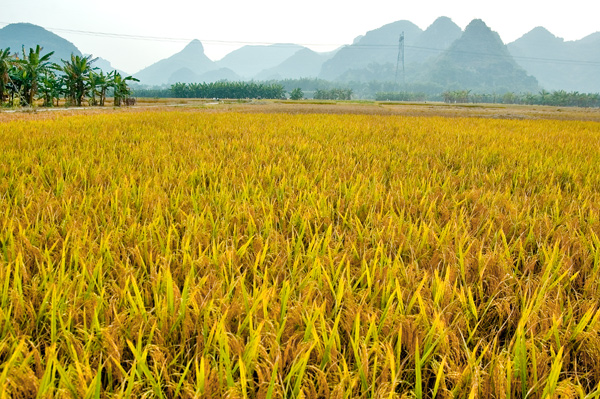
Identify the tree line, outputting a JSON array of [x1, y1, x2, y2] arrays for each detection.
[[441, 89, 600, 107], [313, 88, 353, 101], [0, 45, 138, 107], [170, 82, 285, 99], [375, 92, 428, 102]]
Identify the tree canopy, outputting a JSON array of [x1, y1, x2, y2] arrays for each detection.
[[0, 45, 137, 107]]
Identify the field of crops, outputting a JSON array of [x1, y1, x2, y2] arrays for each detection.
[[2, 109, 600, 398]]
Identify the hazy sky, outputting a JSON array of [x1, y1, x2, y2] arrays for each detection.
[[1, 0, 598, 73]]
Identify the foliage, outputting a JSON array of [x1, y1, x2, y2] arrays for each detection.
[[142, 78, 600, 107], [37, 69, 61, 107], [375, 91, 427, 101], [112, 72, 139, 106], [313, 88, 353, 100], [2, 111, 600, 396], [0, 45, 137, 108], [170, 81, 285, 99], [14, 45, 55, 105], [289, 87, 303, 100], [58, 54, 96, 106], [441, 89, 600, 107], [0, 47, 13, 106]]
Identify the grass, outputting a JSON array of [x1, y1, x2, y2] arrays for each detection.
[[1, 110, 600, 397]]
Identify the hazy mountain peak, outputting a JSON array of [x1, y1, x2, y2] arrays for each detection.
[[577, 31, 600, 44], [357, 19, 422, 45], [217, 43, 306, 78], [426, 18, 538, 92], [518, 26, 563, 44], [183, 39, 205, 52], [319, 19, 423, 80], [429, 16, 459, 29], [455, 18, 508, 53], [419, 16, 462, 47], [255, 47, 336, 80], [508, 25, 600, 92], [408, 16, 462, 65], [0, 22, 82, 61], [464, 19, 493, 35], [134, 39, 215, 85]]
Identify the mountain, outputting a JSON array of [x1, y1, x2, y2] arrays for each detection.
[[508, 27, 600, 92], [167, 67, 240, 84], [198, 68, 240, 83], [577, 32, 600, 45], [426, 19, 538, 92], [134, 39, 215, 85], [89, 56, 128, 75], [412, 17, 462, 64], [0, 22, 82, 62], [4, 19, 596, 93], [319, 20, 423, 81], [216, 44, 305, 79], [1, 23, 127, 75], [167, 67, 199, 84], [255, 48, 337, 80]]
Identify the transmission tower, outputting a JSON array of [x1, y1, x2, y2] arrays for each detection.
[[395, 32, 405, 87]]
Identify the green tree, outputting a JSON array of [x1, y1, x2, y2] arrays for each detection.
[[38, 70, 61, 107], [112, 72, 139, 106], [170, 82, 188, 98], [290, 87, 303, 100], [59, 54, 96, 106], [0, 48, 14, 106], [94, 70, 114, 106], [15, 45, 55, 105]]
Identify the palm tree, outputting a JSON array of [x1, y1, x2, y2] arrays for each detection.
[[112, 72, 139, 106], [16, 45, 55, 105], [87, 69, 101, 106], [6, 63, 23, 105], [0, 48, 14, 106], [92, 70, 112, 106], [171, 82, 188, 98], [38, 70, 61, 107], [59, 54, 97, 106]]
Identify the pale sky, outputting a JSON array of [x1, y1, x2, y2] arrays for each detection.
[[1, 0, 598, 74]]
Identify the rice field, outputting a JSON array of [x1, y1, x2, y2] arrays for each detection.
[[2, 109, 600, 398]]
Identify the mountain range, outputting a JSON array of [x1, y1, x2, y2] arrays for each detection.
[[0, 23, 123, 75], [508, 27, 600, 92], [1, 19, 599, 93]]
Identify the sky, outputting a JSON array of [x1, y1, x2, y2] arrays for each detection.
[[1, 0, 598, 74]]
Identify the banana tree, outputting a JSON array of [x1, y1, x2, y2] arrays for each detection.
[[38, 70, 62, 107], [59, 54, 97, 106], [112, 72, 139, 106], [15, 45, 55, 105], [90, 70, 112, 106], [0, 48, 14, 106]]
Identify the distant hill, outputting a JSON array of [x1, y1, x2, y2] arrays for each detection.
[[134, 40, 216, 85], [167, 67, 240, 84], [89, 56, 128, 75], [0, 22, 82, 62], [426, 19, 538, 92], [0, 23, 127, 75], [319, 20, 423, 81], [508, 27, 600, 92], [412, 17, 463, 64], [198, 68, 240, 83], [255, 48, 337, 80], [216, 44, 305, 79], [3, 19, 597, 94]]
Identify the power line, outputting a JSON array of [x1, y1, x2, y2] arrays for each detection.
[[2, 21, 599, 67], [0, 22, 342, 47]]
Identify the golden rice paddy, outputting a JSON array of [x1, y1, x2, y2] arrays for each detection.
[[1, 105, 600, 398]]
